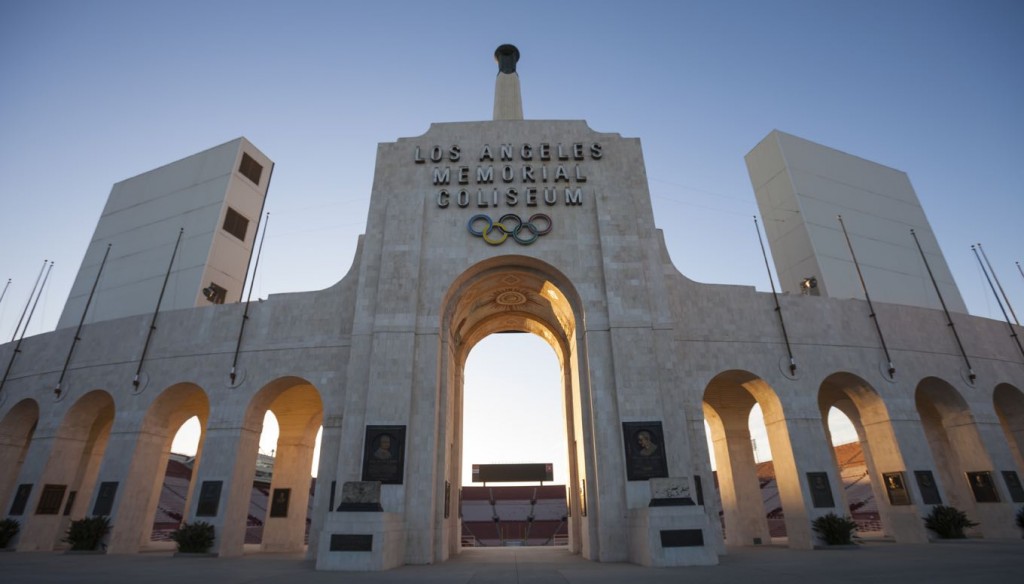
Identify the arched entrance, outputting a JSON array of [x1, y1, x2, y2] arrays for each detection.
[[439, 256, 590, 559], [0, 398, 39, 513], [818, 372, 927, 542], [993, 383, 1024, 471]]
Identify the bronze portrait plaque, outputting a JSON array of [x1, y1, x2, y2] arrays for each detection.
[[966, 471, 1000, 503], [806, 472, 835, 508], [622, 421, 669, 481], [270, 488, 291, 518], [883, 472, 911, 506], [361, 425, 406, 484], [914, 470, 942, 505]]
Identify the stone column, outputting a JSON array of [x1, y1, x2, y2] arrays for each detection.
[[710, 408, 772, 546], [261, 436, 316, 552]]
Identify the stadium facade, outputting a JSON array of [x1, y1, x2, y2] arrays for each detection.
[[0, 45, 1022, 570]]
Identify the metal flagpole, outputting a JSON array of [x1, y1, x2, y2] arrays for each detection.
[[754, 217, 797, 375], [56, 244, 112, 397], [977, 243, 1018, 326], [972, 245, 1024, 360], [134, 229, 183, 388], [230, 212, 270, 384], [1, 261, 54, 393], [911, 229, 975, 382], [838, 215, 895, 378], [0, 278, 11, 309], [10, 260, 46, 342]]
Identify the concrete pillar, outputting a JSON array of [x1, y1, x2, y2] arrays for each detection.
[[306, 414, 342, 560], [710, 408, 771, 546], [763, 412, 844, 549], [856, 416, 929, 543], [186, 424, 260, 557], [97, 425, 169, 553], [261, 438, 315, 552]]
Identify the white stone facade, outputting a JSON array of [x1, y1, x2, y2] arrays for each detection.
[[1, 49, 1022, 571]]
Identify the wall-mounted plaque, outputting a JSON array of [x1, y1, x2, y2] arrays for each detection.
[[361, 425, 406, 484], [196, 480, 223, 517], [883, 472, 911, 506], [269, 488, 291, 518], [35, 484, 67, 515], [806, 472, 835, 508], [660, 529, 704, 548], [9, 483, 32, 516], [92, 481, 118, 516], [63, 491, 77, 516], [1002, 470, 1024, 503], [444, 481, 451, 519], [329, 534, 373, 552], [622, 421, 669, 481], [966, 471, 1000, 503], [914, 470, 942, 505]]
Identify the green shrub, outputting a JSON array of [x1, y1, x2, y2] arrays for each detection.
[[63, 516, 111, 551], [0, 518, 19, 549], [170, 521, 215, 553], [811, 512, 858, 545], [923, 505, 977, 539]]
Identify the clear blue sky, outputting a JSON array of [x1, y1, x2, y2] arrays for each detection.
[[2, 1, 1022, 480]]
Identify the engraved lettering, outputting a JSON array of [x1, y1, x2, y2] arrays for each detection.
[[480, 145, 493, 161], [433, 167, 451, 185], [554, 165, 570, 183], [539, 143, 551, 160], [457, 189, 470, 207], [502, 165, 515, 182], [557, 143, 569, 160], [505, 187, 518, 206], [544, 187, 558, 205], [477, 166, 494, 183], [500, 144, 514, 161], [522, 165, 535, 182], [573, 143, 585, 160], [437, 190, 450, 208], [430, 146, 444, 162], [575, 165, 587, 182], [565, 188, 583, 206], [457, 166, 470, 185], [449, 145, 461, 161], [590, 143, 603, 159], [520, 144, 533, 160], [413, 146, 425, 164], [525, 187, 538, 207]]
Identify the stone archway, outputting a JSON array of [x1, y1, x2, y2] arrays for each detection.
[[105, 382, 210, 553], [703, 370, 836, 550], [240, 377, 323, 553], [914, 376, 1017, 538], [818, 372, 927, 542], [16, 389, 115, 551], [439, 256, 589, 560], [993, 383, 1024, 472], [0, 398, 39, 514]]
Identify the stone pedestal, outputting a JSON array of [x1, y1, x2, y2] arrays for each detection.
[[628, 506, 719, 567], [315, 512, 405, 571]]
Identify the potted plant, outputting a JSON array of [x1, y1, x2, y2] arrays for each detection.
[[811, 512, 858, 546], [170, 521, 215, 555], [923, 505, 977, 539], [0, 518, 19, 549], [63, 516, 111, 551]]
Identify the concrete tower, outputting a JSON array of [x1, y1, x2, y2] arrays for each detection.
[[493, 44, 524, 120], [57, 138, 273, 329]]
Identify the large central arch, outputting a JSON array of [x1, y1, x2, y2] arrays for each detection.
[[438, 255, 593, 559]]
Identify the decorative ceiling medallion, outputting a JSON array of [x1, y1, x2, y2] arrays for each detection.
[[501, 275, 521, 285], [495, 289, 528, 307]]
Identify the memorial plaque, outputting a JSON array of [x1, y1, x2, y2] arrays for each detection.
[[35, 484, 67, 515], [269, 488, 291, 518], [9, 483, 32, 516], [914, 470, 942, 505], [622, 421, 669, 481], [649, 477, 694, 506], [361, 425, 406, 484], [966, 471, 1000, 503], [338, 481, 382, 511], [196, 480, 223, 517], [444, 481, 451, 519], [1002, 470, 1024, 503], [883, 472, 911, 506], [92, 481, 118, 516], [472, 463, 553, 483], [806, 472, 835, 508], [329, 533, 373, 552], [660, 529, 704, 547], [63, 490, 77, 516]]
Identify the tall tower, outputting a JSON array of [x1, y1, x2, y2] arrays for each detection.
[[745, 130, 966, 313], [57, 137, 272, 329], [492, 44, 524, 121]]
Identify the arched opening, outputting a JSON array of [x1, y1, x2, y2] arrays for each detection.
[[459, 333, 568, 547], [17, 389, 114, 551], [439, 257, 588, 560], [818, 372, 926, 542], [993, 383, 1024, 472], [102, 382, 211, 552], [703, 370, 821, 549], [0, 398, 39, 513], [242, 377, 323, 553]]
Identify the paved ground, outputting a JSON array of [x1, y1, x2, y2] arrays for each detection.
[[2, 540, 1023, 584]]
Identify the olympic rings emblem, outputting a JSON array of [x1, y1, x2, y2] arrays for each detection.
[[467, 213, 553, 245]]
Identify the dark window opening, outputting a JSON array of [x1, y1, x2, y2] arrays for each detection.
[[223, 207, 249, 241], [203, 282, 227, 304], [239, 152, 263, 185]]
